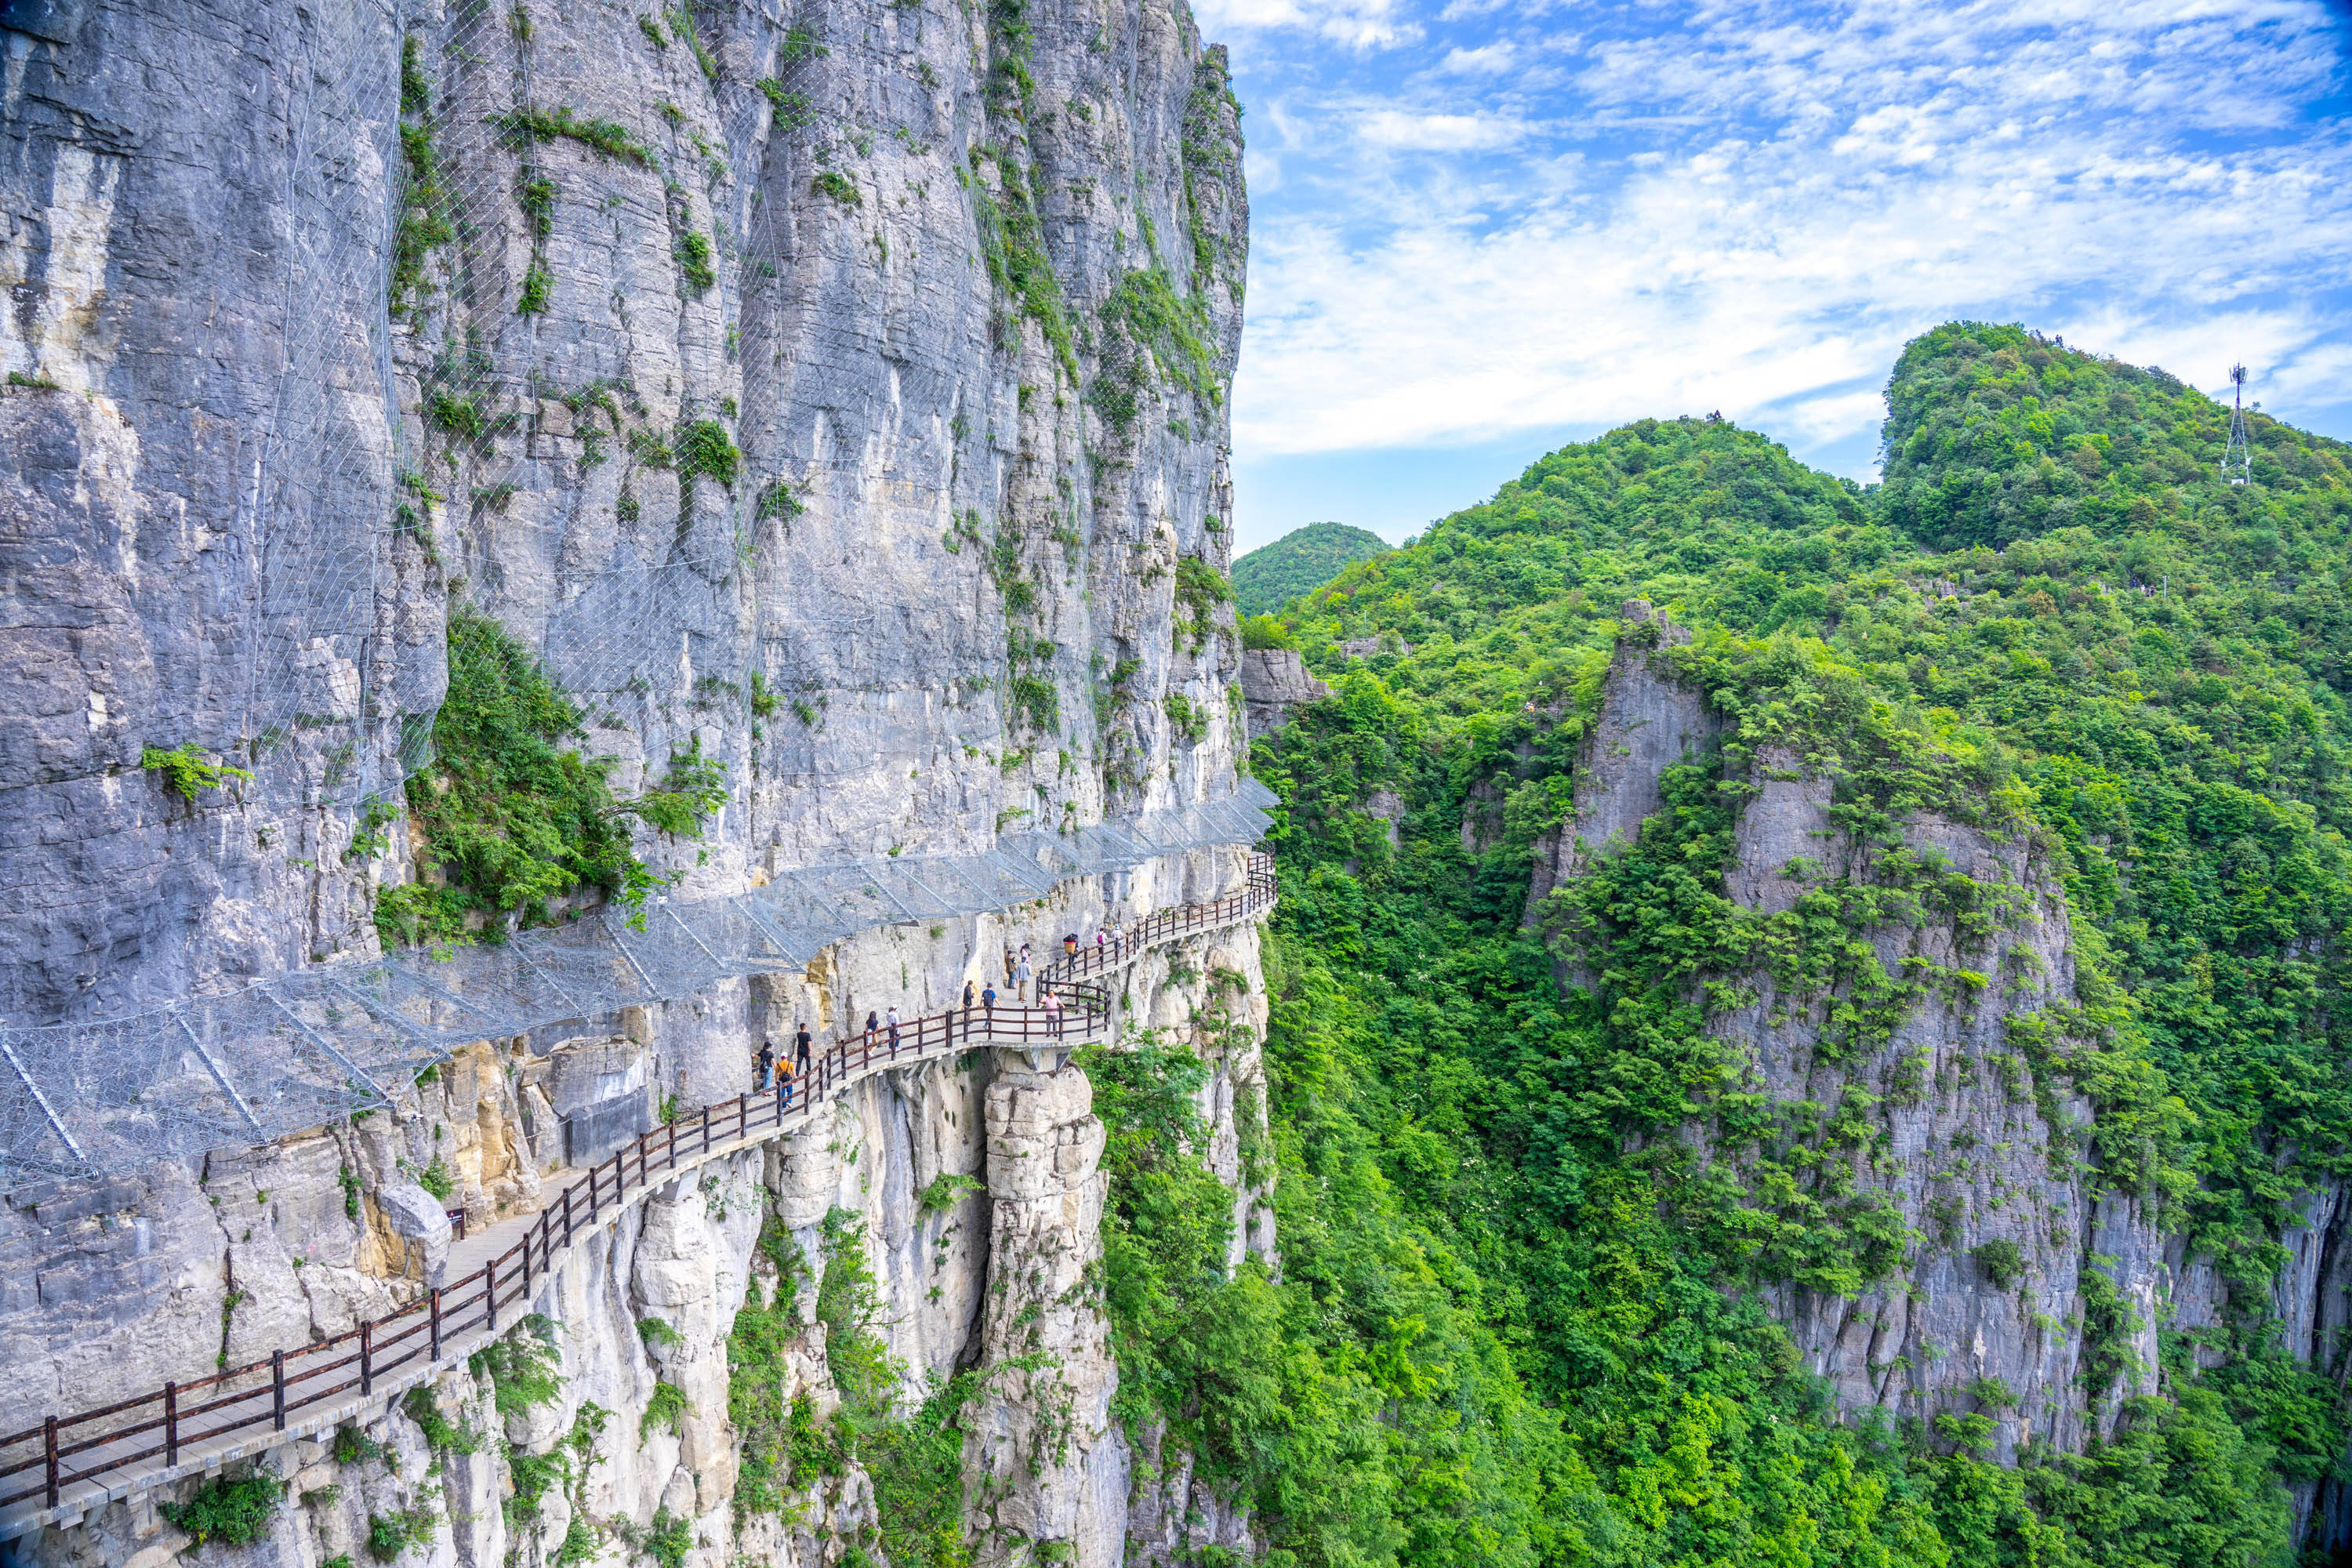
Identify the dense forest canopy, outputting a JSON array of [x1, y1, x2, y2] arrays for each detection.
[[1232, 520, 1394, 615], [1087, 323, 2352, 1566]]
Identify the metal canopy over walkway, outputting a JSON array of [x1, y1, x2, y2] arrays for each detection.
[[0, 780, 1278, 1195], [0, 856, 1279, 1542]]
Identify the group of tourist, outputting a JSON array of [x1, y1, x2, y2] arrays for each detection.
[[751, 925, 1122, 1111], [753, 1018, 816, 1109]]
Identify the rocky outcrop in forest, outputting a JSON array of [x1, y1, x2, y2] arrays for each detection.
[[1530, 604, 2352, 1541]]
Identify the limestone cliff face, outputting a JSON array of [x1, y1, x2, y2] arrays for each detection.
[[0, 0, 1248, 1022], [1236, 648, 1327, 742], [1532, 612, 2349, 1517], [6, 851, 1275, 1566], [1709, 750, 2138, 1461], [1523, 603, 1719, 916], [1, 0, 1267, 1560]]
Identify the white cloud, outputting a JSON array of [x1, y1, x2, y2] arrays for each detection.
[[1225, 0, 2352, 463], [1354, 109, 1533, 149], [1437, 40, 1517, 74], [1191, 0, 1421, 49]]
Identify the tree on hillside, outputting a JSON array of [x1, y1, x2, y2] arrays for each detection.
[[1232, 521, 1392, 615]]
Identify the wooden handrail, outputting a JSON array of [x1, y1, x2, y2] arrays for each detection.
[[0, 854, 1276, 1515]]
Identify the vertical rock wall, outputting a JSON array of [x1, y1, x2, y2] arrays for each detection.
[[1530, 620, 2352, 1492], [1523, 603, 1719, 917], [1711, 752, 2137, 1458], [964, 1054, 1123, 1564], [2, 1, 1267, 1555], [0, 0, 1249, 1019], [2, 851, 1274, 1566]]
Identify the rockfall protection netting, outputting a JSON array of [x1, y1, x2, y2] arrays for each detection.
[[232, 0, 904, 833], [0, 779, 1277, 1194], [223, 0, 1225, 875], [27, 9, 1268, 1196], [210, 0, 1073, 822]]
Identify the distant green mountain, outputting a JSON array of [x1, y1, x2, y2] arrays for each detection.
[[1231, 521, 1391, 615], [1215, 324, 2352, 1567]]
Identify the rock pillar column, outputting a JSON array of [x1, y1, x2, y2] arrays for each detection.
[[963, 1051, 1124, 1566]]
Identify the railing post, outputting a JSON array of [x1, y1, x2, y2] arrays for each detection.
[[272, 1349, 286, 1431], [430, 1287, 443, 1362], [485, 1259, 498, 1334], [44, 1416, 57, 1507], [564, 1182, 575, 1246], [522, 1232, 533, 1299], [702, 1102, 712, 1154], [359, 1319, 373, 1397], [164, 1383, 178, 1466]]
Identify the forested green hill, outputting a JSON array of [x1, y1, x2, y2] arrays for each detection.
[[1232, 520, 1393, 614], [1087, 325, 2352, 1567]]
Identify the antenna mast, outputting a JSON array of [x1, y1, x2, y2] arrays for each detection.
[[2223, 364, 2252, 486]]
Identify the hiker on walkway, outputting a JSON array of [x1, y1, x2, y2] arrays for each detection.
[[1043, 985, 1062, 1038], [1003, 946, 1017, 989], [757, 1039, 776, 1094], [1064, 931, 1079, 960], [864, 1011, 879, 1052], [778, 1058, 796, 1111], [962, 978, 976, 1017], [795, 1020, 813, 1079], [1014, 951, 1033, 1002], [887, 1005, 901, 1049], [982, 982, 997, 1033]]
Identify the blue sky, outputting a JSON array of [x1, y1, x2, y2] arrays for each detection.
[[1196, 0, 2352, 553]]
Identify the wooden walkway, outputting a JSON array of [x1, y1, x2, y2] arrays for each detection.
[[0, 856, 1276, 1541]]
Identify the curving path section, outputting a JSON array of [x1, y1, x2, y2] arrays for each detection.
[[0, 856, 1276, 1540]]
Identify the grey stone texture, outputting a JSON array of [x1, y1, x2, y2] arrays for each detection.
[[1523, 601, 1719, 917], [1715, 756, 2117, 1460], [1541, 625, 2352, 1537], [1236, 647, 1327, 739], [7, 857, 1274, 1565], [0, 0, 1276, 1556], [0, 0, 1249, 1023]]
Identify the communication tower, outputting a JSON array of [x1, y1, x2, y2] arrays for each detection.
[[2223, 364, 2252, 486]]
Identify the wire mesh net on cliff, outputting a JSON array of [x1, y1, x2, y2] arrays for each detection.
[[25, 7, 1274, 1195], [0, 779, 1276, 1194]]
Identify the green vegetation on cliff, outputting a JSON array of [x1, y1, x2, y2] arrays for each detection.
[[1232, 521, 1392, 615], [376, 609, 726, 945], [1200, 324, 2352, 1566]]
